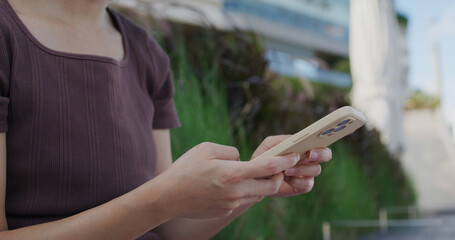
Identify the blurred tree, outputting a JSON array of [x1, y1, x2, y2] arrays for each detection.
[[406, 90, 441, 110]]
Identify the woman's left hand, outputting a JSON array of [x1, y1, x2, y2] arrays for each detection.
[[251, 135, 332, 197]]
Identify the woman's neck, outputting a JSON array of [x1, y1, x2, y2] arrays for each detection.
[[8, 0, 110, 30]]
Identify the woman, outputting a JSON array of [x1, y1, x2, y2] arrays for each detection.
[[0, 0, 332, 239]]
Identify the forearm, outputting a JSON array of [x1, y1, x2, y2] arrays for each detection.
[[0, 180, 171, 240], [155, 203, 254, 240]]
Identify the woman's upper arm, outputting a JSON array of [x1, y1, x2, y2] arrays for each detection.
[[152, 129, 173, 176], [0, 133, 8, 231], [0, 22, 11, 232]]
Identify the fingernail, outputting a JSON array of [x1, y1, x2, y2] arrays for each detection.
[[309, 151, 319, 161], [294, 153, 300, 162], [285, 168, 296, 176]]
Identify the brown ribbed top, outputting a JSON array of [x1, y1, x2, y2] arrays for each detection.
[[0, 1, 180, 239]]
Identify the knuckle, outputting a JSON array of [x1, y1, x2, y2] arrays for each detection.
[[270, 179, 281, 194], [265, 161, 280, 173], [225, 191, 245, 201], [227, 146, 240, 159], [220, 169, 241, 184], [221, 210, 234, 217], [230, 201, 241, 209], [263, 136, 274, 144], [262, 136, 275, 150], [222, 201, 240, 211], [289, 153, 300, 165], [196, 142, 212, 151]]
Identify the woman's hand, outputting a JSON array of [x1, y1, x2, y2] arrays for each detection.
[[251, 135, 332, 198], [153, 142, 300, 219]]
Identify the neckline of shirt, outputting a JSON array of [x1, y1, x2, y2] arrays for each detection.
[[3, 0, 130, 66]]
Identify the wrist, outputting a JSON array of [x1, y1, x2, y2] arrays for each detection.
[[115, 178, 176, 231]]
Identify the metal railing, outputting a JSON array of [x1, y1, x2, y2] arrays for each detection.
[[322, 206, 442, 240]]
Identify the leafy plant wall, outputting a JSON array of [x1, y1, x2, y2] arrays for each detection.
[[113, 5, 416, 239]]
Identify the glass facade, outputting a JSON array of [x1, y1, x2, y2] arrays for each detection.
[[223, 0, 352, 87], [224, 0, 349, 45]]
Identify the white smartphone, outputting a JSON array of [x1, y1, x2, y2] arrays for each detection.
[[252, 106, 366, 161]]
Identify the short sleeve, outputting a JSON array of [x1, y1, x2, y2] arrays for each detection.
[[151, 69, 181, 129], [146, 37, 181, 129], [0, 32, 10, 132]]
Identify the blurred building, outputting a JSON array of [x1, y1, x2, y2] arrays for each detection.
[[117, 0, 410, 154], [224, 0, 351, 87], [118, 0, 352, 87], [350, 0, 409, 155]]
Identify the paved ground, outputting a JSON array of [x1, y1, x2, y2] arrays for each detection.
[[401, 109, 455, 211], [357, 213, 455, 240], [357, 109, 455, 239]]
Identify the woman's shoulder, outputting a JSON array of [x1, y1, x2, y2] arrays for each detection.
[[110, 8, 168, 61], [111, 9, 149, 40], [0, 9, 12, 57], [0, 7, 10, 39], [110, 10, 166, 51], [0, 4, 17, 52], [0, 0, 14, 35]]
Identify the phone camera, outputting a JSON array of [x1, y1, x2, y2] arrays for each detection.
[[337, 119, 351, 126], [321, 128, 335, 136], [334, 125, 346, 132]]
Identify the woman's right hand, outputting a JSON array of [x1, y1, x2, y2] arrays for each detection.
[[153, 142, 300, 219]]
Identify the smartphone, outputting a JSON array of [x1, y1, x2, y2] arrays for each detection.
[[252, 106, 366, 162]]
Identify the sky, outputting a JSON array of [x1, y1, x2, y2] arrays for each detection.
[[395, 0, 455, 123]]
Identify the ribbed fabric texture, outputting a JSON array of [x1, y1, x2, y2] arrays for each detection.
[[0, 24, 9, 132], [0, 1, 180, 239]]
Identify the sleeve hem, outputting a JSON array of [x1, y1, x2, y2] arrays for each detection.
[[0, 96, 9, 132], [153, 118, 181, 129], [0, 124, 7, 132]]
